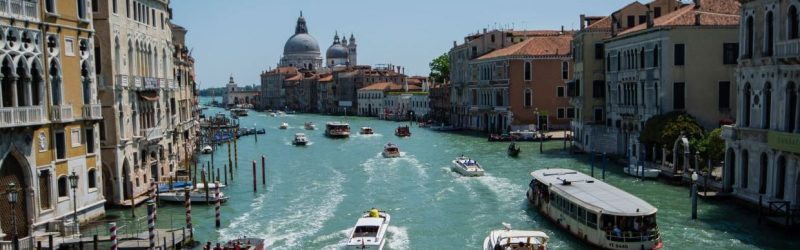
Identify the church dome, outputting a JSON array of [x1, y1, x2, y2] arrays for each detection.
[[326, 43, 349, 59], [284, 33, 321, 55]]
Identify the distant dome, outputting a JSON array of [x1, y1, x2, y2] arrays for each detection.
[[326, 43, 348, 59], [284, 33, 321, 55]]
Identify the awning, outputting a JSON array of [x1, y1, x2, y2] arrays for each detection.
[[139, 91, 159, 101]]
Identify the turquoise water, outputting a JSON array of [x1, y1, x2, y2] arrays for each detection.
[[104, 102, 797, 250]]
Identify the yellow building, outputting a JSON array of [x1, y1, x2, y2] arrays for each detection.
[[0, 0, 105, 240]]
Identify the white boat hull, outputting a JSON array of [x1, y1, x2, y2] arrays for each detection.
[[346, 212, 390, 250], [624, 166, 661, 178], [158, 191, 229, 203], [382, 151, 400, 158], [452, 160, 485, 177]]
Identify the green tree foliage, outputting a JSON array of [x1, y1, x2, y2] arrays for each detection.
[[640, 111, 705, 150], [693, 128, 725, 163], [429, 53, 450, 83]]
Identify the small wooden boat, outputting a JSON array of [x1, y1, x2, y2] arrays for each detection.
[[507, 142, 520, 157], [624, 165, 662, 179], [395, 126, 411, 137], [346, 209, 390, 250]]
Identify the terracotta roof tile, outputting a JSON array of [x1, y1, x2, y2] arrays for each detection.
[[585, 16, 612, 31], [477, 34, 573, 60], [619, 0, 740, 36], [319, 74, 333, 82], [359, 82, 395, 91]]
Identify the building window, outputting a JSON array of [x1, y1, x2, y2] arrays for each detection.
[[78, 0, 87, 19], [592, 80, 605, 98], [45, 0, 56, 13], [39, 170, 52, 210], [58, 176, 68, 197], [607, 54, 611, 71], [674, 44, 685, 66], [91, 0, 98, 12], [639, 48, 645, 68], [673, 82, 685, 109], [723, 43, 739, 65], [88, 169, 97, 189], [777, 156, 787, 199], [55, 131, 66, 160], [126, 0, 130, 18], [790, 6, 799, 40], [524, 62, 532, 80], [627, 16, 635, 28], [561, 61, 569, 79], [160, 13, 164, 28], [557, 108, 566, 119], [567, 108, 575, 118], [113, 0, 118, 14], [765, 11, 774, 56], [557, 86, 565, 97], [654, 7, 662, 18], [71, 128, 81, 147], [99, 121, 106, 141], [594, 43, 604, 59], [759, 153, 768, 194], [787, 82, 797, 132], [718, 81, 730, 110], [524, 88, 532, 107], [745, 16, 754, 58], [594, 108, 603, 122], [491, 34, 495, 43], [744, 83, 752, 127], [653, 45, 659, 67], [638, 15, 646, 24], [763, 82, 772, 129], [86, 128, 95, 153]]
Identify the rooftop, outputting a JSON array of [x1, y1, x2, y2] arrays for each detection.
[[476, 34, 573, 60], [618, 0, 740, 36]]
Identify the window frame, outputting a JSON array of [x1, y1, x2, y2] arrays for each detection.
[[674, 43, 685, 66], [524, 61, 532, 81], [54, 130, 66, 160], [77, 0, 89, 21], [45, 0, 58, 15], [64, 37, 76, 57], [524, 88, 532, 108], [57, 175, 69, 200], [557, 108, 566, 119], [557, 86, 565, 97], [561, 61, 569, 80], [86, 127, 95, 154], [39, 169, 53, 211], [673, 82, 686, 110], [88, 169, 97, 190]]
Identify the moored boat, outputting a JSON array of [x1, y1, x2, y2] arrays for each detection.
[[158, 190, 229, 203], [482, 226, 549, 250], [305, 122, 317, 130], [325, 122, 350, 138], [508, 142, 521, 157], [527, 169, 662, 250], [382, 143, 400, 158], [451, 156, 485, 176], [230, 108, 248, 117], [293, 133, 309, 146], [624, 165, 661, 179], [201, 145, 213, 154], [345, 208, 390, 250], [360, 127, 374, 135], [395, 125, 411, 137], [279, 122, 289, 129], [220, 237, 266, 250]]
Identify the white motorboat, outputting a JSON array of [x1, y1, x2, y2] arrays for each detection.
[[293, 133, 309, 146], [269, 112, 276, 117], [360, 127, 374, 135], [624, 165, 662, 179], [194, 183, 227, 190], [483, 226, 549, 250], [346, 209, 390, 250], [382, 143, 400, 158], [279, 122, 289, 129], [277, 111, 286, 116], [325, 122, 350, 138], [157, 190, 229, 203], [304, 122, 316, 130], [201, 145, 213, 154], [452, 156, 485, 177]]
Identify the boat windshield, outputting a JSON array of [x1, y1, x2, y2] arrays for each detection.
[[353, 226, 380, 237], [601, 214, 659, 243]]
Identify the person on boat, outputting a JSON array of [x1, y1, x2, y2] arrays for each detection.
[[612, 225, 622, 237], [369, 208, 380, 217]]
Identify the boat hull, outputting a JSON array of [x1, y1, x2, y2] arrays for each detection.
[[382, 152, 400, 158], [158, 192, 229, 203], [623, 166, 661, 178], [326, 132, 350, 138], [293, 141, 308, 146], [451, 161, 485, 177]]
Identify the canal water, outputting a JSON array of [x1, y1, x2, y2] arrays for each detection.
[[104, 102, 797, 250]]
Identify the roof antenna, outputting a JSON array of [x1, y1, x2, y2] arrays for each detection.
[[300, 10, 303, 17]]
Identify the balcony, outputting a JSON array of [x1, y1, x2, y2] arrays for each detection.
[[140, 127, 163, 141], [0, 106, 45, 128], [775, 39, 800, 60], [723, 126, 768, 143], [51, 105, 74, 123], [143, 77, 159, 90], [82, 104, 102, 120], [0, 0, 40, 22], [132, 76, 143, 89]]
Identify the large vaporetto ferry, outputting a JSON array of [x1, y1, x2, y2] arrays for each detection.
[[325, 122, 350, 138], [527, 169, 662, 250]]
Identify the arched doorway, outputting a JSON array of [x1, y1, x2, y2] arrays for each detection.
[[102, 163, 116, 203], [122, 160, 131, 200], [0, 152, 31, 238], [673, 135, 690, 174], [777, 156, 786, 199]]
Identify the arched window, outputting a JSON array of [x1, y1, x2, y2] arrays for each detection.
[[744, 83, 751, 127], [617, 85, 622, 105], [88, 169, 97, 189], [790, 6, 799, 39], [746, 16, 754, 58], [741, 150, 749, 189], [524, 61, 531, 80], [763, 82, 772, 129], [524, 88, 532, 107], [787, 82, 797, 132], [640, 48, 645, 68], [759, 153, 768, 194], [50, 60, 62, 105], [58, 176, 68, 197], [653, 45, 659, 67], [765, 11, 774, 56], [776, 156, 786, 199]]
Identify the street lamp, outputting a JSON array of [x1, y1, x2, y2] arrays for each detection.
[[691, 171, 698, 220], [68, 172, 80, 235], [7, 182, 18, 238]]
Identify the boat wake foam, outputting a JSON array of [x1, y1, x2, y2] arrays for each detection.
[[386, 226, 410, 250], [362, 152, 428, 184], [475, 175, 526, 204], [218, 192, 268, 241], [311, 228, 351, 250]]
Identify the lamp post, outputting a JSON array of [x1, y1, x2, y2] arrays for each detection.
[[69, 172, 80, 235], [691, 171, 698, 220], [535, 109, 543, 153], [7, 182, 19, 241]]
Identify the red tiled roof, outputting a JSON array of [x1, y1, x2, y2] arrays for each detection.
[[619, 0, 740, 36], [585, 16, 612, 31], [319, 74, 333, 82], [359, 82, 395, 91], [477, 35, 573, 60]]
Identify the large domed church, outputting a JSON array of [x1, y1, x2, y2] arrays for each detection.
[[279, 13, 357, 70]]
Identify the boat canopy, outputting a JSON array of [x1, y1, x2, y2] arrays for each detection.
[[355, 217, 384, 227], [493, 230, 549, 245], [531, 169, 657, 216]]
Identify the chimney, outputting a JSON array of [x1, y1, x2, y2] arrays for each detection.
[[453, 41, 457, 47], [647, 10, 654, 28], [695, 12, 701, 26], [561, 25, 564, 34], [580, 14, 586, 30]]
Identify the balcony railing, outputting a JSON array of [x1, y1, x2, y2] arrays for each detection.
[[51, 105, 74, 123], [0, 0, 39, 21], [82, 104, 102, 120], [776, 39, 800, 59], [140, 127, 163, 141], [0, 106, 45, 128]]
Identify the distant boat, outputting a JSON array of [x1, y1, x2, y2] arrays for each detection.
[[304, 122, 316, 130], [382, 143, 400, 158], [507, 142, 520, 157], [220, 237, 266, 250], [201, 145, 213, 154], [624, 165, 661, 179], [360, 127, 374, 135], [293, 133, 309, 146], [482, 224, 549, 250], [230, 108, 248, 117], [279, 122, 289, 129], [345, 209, 390, 250], [395, 125, 411, 137], [325, 122, 350, 138]]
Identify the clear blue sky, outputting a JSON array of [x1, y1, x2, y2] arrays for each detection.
[[171, 0, 641, 88]]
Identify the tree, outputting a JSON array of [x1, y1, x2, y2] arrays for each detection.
[[640, 111, 704, 149], [429, 53, 450, 83], [693, 128, 725, 163]]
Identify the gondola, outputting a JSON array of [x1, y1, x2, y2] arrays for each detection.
[[507, 142, 521, 157]]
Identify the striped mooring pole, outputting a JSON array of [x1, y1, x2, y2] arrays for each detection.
[[147, 201, 156, 250], [150, 179, 157, 221], [184, 187, 193, 238], [215, 181, 221, 228], [109, 222, 117, 250]]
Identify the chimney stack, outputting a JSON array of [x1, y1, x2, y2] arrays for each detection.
[[695, 12, 701, 26], [561, 25, 565, 34], [647, 10, 654, 28], [580, 14, 586, 30]]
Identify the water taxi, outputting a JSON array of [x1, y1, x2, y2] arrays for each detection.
[[304, 122, 317, 130], [382, 143, 400, 158], [451, 156, 485, 177], [527, 169, 662, 250], [346, 208, 390, 250], [360, 127, 374, 135], [220, 237, 266, 250], [325, 122, 350, 138], [279, 122, 289, 129], [201, 145, 213, 154], [395, 125, 411, 137], [483, 226, 549, 250], [230, 108, 248, 117], [623, 165, 661, 179], [293, 133, 309, 146]]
